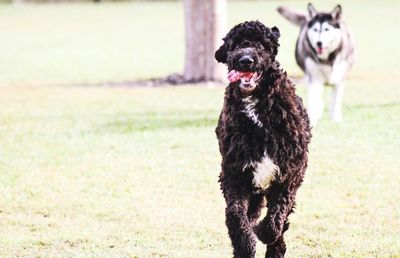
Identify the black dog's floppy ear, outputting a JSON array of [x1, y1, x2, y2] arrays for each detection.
[[215, 43, 227, 63], [331, 4, 342, 20], [271, 26, 280, 40]]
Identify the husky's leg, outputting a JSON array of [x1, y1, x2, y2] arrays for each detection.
[[305, 58, 325, 127], [330, 83, 344, 122], [329, 61, 348, 122], [307, 80, 324, 126]]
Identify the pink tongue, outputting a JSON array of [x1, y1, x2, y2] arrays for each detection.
[[317, 47, 324, 54], [227, 70, 254, 82]]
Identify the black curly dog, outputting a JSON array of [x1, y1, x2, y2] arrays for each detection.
[[215, 21, 311, 258]]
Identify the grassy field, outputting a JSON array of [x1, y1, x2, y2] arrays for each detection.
[[0, 0, 400, 257]]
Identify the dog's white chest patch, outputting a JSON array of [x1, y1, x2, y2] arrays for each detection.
[[251, 154, 280, 189], [242, 96, 263, 127]]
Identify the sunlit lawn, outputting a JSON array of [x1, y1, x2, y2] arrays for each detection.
[[0, 0, 399, 257]]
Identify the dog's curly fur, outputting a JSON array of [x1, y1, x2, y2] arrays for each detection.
[[215, 21, 311, 258]]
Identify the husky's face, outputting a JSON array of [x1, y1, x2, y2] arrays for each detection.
[[306, 4, 342, 59]]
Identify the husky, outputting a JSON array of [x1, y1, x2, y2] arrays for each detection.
[[277, 3, 355, 126]]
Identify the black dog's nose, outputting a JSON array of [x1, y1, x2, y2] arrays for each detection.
[[316, 41, 322, 47], [239, 56, 254, 66]]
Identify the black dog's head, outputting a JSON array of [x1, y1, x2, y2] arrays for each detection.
[[215, 21, 280, 93]]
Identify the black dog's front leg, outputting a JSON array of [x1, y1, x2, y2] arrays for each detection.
[[224, 188, 257, 258], [255, 185, 296, 258], [265, 234, 288, 258]]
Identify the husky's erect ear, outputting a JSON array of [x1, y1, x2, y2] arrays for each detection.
[[277, 6, 307, 27], [215, 42, 227, 64], [307, 3, 317, 17], [332, 4, 342, 20]]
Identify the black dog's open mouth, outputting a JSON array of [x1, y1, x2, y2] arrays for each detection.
[[227, 70, 262, 91]]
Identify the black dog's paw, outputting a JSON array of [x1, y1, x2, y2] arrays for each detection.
[[254, 222, 280, 245]]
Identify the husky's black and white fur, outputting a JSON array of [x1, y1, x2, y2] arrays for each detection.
[[278, 3, 355, 126]]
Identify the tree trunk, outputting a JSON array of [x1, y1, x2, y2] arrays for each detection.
[[183, 0, 227, 83]]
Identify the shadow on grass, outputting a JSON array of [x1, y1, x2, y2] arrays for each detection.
[[100, 101, 399, 134], [103, 112, 217, 133], [349, 101, 400, 110], [74, 73, 224, 88]]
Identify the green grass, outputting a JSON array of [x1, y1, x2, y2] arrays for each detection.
[[0, 0, 400, 257]]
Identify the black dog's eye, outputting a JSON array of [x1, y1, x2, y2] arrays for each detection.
[[241, 40, 252, 48], [324, 28, 329, 31], [227, 42, 236, 51], [313, 28, 318, 32]]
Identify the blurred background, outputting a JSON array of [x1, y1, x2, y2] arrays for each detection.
[[0, 0, 399, 257]]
